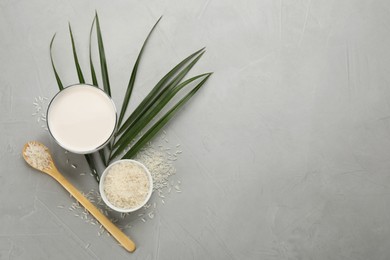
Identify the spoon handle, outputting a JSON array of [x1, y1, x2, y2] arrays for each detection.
[[51, 169, 136, 252]]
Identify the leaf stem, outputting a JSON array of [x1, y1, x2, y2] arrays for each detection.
[[84, 154, 100, 182]]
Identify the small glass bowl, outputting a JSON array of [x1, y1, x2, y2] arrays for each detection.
[[99, 159, 153, 213]]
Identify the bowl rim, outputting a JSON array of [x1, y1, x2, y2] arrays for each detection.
[[99, 159, 154, 213], [46, 83, 118, 154]]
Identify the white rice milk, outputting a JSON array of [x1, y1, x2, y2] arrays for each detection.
[[47, 84, 117, 154]]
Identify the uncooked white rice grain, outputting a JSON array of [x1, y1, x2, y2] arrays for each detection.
[[104, 161, 150, 209], [24, 142, 51, 170]]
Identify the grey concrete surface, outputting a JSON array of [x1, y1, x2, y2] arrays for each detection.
[[2, 0, 390, 259]]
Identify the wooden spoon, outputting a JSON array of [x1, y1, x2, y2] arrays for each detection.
[[22, 141, 136, 252]]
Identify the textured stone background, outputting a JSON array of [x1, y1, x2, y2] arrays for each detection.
[[2, 0, 390, 259]]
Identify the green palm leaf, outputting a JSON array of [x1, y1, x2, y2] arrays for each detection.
[[113, 50, 204, 150], [68, 23, 85, 83], [49, 34, 63, 91], [89, 17, 98, 87], [110, 73, 211, 160], [121, 73, 211, 159], [116, 47, 205, 135], [117, 16, 162, 127], [95, 12, 111, 96]]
